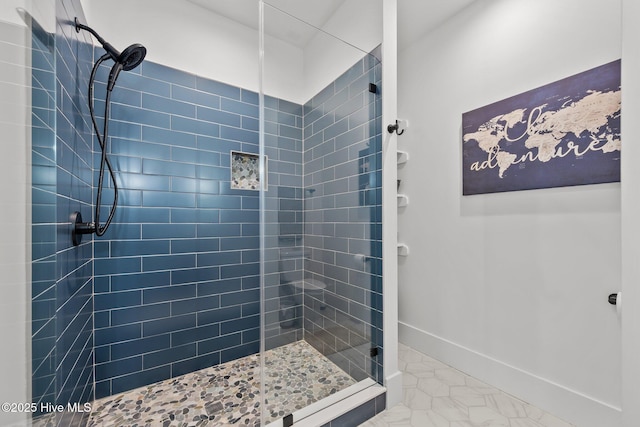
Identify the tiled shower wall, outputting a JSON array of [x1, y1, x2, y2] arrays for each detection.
[[90, 58, 304, 396], [263, 96, 305, 350], [31, 12, 58, 411], [31, 0, 95, 423], [302, 52, 383, 383], [31, 0, 382, 411]]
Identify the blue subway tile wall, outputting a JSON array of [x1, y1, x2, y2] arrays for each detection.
[[54, 1, 96, 423], [31, 15, 58, 413], [263, 95, 305, 351], [302, 50, 384, 384], [33, 3, 382, 415], [90, 52, 303, 396], [31, 1, 96, 425]]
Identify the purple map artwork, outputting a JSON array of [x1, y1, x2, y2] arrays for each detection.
[[462, 60, 621, 195]]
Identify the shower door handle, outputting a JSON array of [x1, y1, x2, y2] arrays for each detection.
[[609, 293, 618, 305]]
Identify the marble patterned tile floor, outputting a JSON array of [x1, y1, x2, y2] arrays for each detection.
[[86, 340, 355, 427], [359, 344, 575, 427]]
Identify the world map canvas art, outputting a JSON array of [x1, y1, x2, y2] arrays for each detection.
[[462, 60, 621, 195]]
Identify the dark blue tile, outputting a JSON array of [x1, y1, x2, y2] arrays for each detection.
[[197, 306, 241, 327], [242, 116, 259, 131], [111, 334, 171, 360], [142, 126, 196, 148], [142, 314, 196, 337], [94, 380, 111, 399], [142, 254, 196, 272], [143, 158, 196, 178], [111, 104, 170, 129], [220, 126, 258, 144], [220, 236, 259, 251], [220, 289, 260, 308], [142, 61, 196, 88], [171, 266, 219, 285], [220, 314, 259, 335], [171, 238, 220, 254], [197, 136, 241, 153], [94, 311, 110, 328], [142, 224, 196, 239], [196, 251, 241, 268], [172, 85, 220, 108], [219, 210, 258, 223], [171, 352, 220, 377], [142, 191, 196, 208], [171, 323, 219, 347], [114, 72, 171, 97], [241, 89, 259, 105], [111, 271, 171, 291], [142, 93, 196, 118], [111, 303, 170, 326], [111, 366, 170, 395], [94, 290, 141, 311], [171, 295, 220, 316], [172, 116, 220, 137], [278, 99, 303, 116], [221, 263, 259, 279], [220, 342, 259, 363], [143, 344, 196, 369], [197, 278, 241, 297], [110, 239, 170, 257], [95, 356, 142, 381], [196, 106, 241, 127], [116, 206, 170, 223], [220, 98, 258, 117], [94, 257, 141, 276], [94, 324, 141, 347], [196, 77, 240, 100], [242, 327, 260, 344], [198, 332, 242, 355], [196, 195, 241, 209], [143, 284, 196, 304], [107, 120, 142, 140], [170, 148, 200, 165], [196, 223, 241, 238], [195, 165, 230, 180], [170, 208, 220, 224]]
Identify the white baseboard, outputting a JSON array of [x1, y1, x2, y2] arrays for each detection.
[[399, 321, 621, 427], [384, 370, 403, 408]]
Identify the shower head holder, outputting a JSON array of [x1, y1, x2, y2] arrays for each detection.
[[71, 211, 96, 246]]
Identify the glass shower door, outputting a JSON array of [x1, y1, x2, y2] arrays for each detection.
[[260, 1, 383, 424]]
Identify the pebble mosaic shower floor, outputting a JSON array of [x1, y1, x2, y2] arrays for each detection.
[[85, 340, 356, 427]]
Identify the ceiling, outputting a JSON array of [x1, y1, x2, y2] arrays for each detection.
[[188, 0, 348, 48], [188, 0, 475, 50]]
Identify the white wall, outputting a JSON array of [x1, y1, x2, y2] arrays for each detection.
[[0, 21, 30, 426], [621, 1, 640, 425], [81, 0, 304, 102], [302, 0, 382, 103], [398, 1, 622, 426], [81, 0, 383, 105]]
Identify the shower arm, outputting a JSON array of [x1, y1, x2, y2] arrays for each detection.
[[74, 18, 120, 63]]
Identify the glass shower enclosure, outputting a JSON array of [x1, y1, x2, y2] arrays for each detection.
[[1, 0, 386, 425], [260, 1, 384, 423]]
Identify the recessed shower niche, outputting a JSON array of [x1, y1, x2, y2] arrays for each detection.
[[231, 151, 264, 190]]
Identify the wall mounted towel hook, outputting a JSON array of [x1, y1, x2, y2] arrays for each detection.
[[387, 119, 405, 135]]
